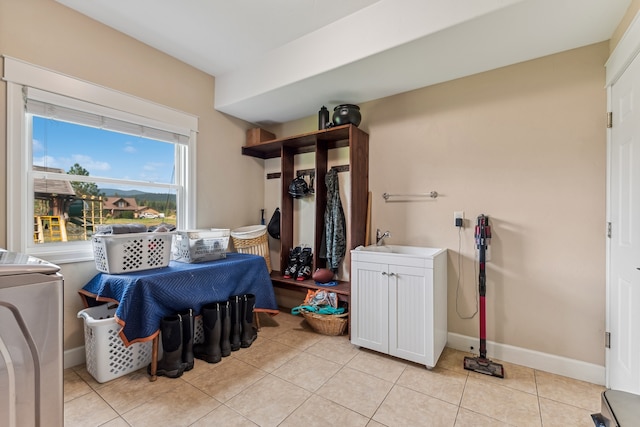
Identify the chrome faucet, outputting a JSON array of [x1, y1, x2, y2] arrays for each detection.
[[376, 229, 391, 246]]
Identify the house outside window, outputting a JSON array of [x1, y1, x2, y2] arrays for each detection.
[[4, 57, 197, 264]]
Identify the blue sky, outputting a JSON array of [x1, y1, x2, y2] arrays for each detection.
[[32, 117, 175, 185]]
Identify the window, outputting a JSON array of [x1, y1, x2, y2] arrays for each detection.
[[31, 114, 177, 241], [4, 57, 197, 263]]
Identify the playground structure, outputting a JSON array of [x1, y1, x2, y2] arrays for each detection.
[[33, 215, 68, 243], [68, 195, 104, 239], [34, 194, 104, 243]]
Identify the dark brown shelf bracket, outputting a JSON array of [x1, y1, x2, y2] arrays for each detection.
[[331, 164, 350, 173], [268, 165, 349, 180]]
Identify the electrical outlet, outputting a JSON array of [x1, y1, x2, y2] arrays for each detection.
[[454, 211, 464, 227]]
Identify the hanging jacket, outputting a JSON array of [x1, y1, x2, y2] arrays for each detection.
[[323, 169, 346, 272]]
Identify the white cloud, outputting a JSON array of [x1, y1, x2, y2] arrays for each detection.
[[32, 139, 44, 153], [70, 154, 111, 171], [33, 155, 60, 168], [143, 162, 164, 171]]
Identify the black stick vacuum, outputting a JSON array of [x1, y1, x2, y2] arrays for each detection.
[[463, 214, 504, 378]]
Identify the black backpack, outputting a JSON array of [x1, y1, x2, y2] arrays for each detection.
[[267, 208, 280, 239]]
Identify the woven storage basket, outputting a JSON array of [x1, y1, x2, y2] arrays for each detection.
[[231, 225, 271, 272], [301, 310, 348, 336]]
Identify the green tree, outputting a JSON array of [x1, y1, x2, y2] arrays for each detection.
[[68, 163, 103, 197]]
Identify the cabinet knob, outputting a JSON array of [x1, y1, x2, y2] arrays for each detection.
[[389, 272, 396, 277], [381, 271, 387, 276]]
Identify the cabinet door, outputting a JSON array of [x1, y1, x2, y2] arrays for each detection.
[[351, 261, 388, 353], [389, 265, 431, 365]]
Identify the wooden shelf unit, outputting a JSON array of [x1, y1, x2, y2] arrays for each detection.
[[269, 272, 351, 298], [242, 124, 369, 299]]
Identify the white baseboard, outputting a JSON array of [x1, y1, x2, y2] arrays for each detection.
[[64, 346, 86, 369], [64, 334, 605, 385], [447, 332, 605, 385]]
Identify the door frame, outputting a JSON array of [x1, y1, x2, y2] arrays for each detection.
[[605, 10, 640, 389]]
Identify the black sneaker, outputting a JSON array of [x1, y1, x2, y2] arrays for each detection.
[[283, 246, 301, 279], [296, 248, 313, 281]]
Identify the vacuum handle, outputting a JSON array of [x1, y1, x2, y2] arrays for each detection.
[[475, 214, 491, 249]]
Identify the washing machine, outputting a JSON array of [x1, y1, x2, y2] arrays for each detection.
[[592, 389, 640, 426], [0, 250, 63, 427]]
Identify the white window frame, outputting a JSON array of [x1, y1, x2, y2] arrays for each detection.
[[4, 56, 198, 264]]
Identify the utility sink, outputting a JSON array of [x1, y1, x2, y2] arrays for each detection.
[[350, 243, 448, 368], [354, 244, 445, 258]]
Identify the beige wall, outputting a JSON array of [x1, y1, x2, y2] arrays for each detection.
[[0, 0, 263, 350], [610, 0, 640, 52], [272, 42, 608, 366]]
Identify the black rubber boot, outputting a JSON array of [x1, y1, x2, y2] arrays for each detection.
[[219, 300, 232, 357], [229, 295, 242, 351], [193, 302, 222, 363], [179, 308, 194, 371], [241, 294, 258, 348], [149, 314, 187, 378]]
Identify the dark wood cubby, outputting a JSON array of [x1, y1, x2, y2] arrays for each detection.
[[242, 124, 369, 308]]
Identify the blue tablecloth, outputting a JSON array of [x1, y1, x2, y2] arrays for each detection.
[[79, 253, 278, 345]]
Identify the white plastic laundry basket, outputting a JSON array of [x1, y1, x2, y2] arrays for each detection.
[[77, 304, 154, 383], [92, 232, 173, 274]]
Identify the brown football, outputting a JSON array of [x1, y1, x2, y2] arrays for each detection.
[[312, 268, 334, 283]]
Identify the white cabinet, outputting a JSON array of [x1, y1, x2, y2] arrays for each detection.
[[350, 246, 447, 368]]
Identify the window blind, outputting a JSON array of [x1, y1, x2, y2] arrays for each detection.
[[25, 88, 190, 145]]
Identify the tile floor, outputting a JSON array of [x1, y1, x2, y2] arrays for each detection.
[[64, 311, 605, 427]]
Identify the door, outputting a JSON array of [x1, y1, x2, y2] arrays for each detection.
[[388, 264, 430, 365], [351, 261, 388, 353], [608, 50, 640, 393]]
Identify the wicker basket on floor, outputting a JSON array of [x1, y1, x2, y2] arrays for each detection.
[[231, 225, 272, 272], [301, 310, 348, 336]]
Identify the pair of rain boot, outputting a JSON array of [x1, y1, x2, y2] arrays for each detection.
[[179, 308, 195, 371], [193, 294, 258, 364], [230, 294, 258, 349], [283, 246, 313, 281], [193, 301, 227, 364], [149, 308, 194, 379], [240, 294, 258, 348]]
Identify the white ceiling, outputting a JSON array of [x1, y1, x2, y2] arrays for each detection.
[[56, 0, 631, 126]]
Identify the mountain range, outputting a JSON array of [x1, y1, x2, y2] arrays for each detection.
[[100, 188, 175, 203]]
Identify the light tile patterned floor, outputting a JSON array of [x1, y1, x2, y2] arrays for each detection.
[[64, 311, 605, 427]]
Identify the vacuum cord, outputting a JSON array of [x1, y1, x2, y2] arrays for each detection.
[[456, 225, 478, 319]]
